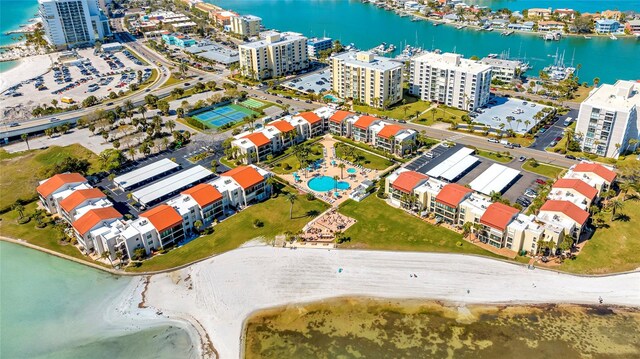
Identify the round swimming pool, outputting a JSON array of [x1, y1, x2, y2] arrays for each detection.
[[307, 176, 350, 192], [346, 168, 357, 174]]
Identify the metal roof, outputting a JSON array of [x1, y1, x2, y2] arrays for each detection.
[[132, 165, 214, 205], [114, 159, 180, 190], [469, 163, 520, 195]]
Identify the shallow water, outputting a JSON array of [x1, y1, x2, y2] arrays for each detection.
[[244, 297, 640, 359], [0, 241, 196, 359]]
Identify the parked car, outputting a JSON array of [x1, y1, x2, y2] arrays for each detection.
[[535, 178, 547, 185], [518, 156, 526, 162], [398, 120, 407, 124], [488, 138, 499, 143], [504, 144, 514, 149], [565, 154, 577, 160], [512, 143, 521, 148], [554, 136, 562, 141]]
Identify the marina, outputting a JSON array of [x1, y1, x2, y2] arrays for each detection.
[[212, 0, 640, 83]]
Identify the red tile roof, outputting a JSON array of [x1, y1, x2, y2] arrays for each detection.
[[480, 203, 520, 231], [181, 183, 222, 208], [267, 120, 295, 133], [140, 204, 183, 232], [540, 200, 590, 225], [223, 166, 265, 190], [353, 115, 379, 129], [572, 163, 617, 183], [377, 124, 404, 139], [435, 183, 473, 208], [329, 110, 354, 123], [59, 188, 106, 213], [552, 179, 598, 201], [37, 173, 87, 198], [298, 111, 322, 125], [243, 132, 271, 147], [72, 207, 121, 235], [392, 171, 429, 193]]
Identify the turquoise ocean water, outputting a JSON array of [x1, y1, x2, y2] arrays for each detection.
[[211, 0, 640, 84], [0, 242, 196, 359]]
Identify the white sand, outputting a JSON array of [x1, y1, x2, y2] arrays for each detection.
[[144, 246, 640, 359], [0, 54, 52, 93], [105, 277, 206, 358]]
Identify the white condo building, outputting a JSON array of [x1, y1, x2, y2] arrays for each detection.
[[230, 14, 261, 37], [409, 52, 492, 111], [575, 80, 640, 158], [38, 0, 111, 48], [238, 31, 309, 80], [331, 51, 403, 109]]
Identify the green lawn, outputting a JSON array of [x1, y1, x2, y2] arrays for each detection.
[[559, 198, 640, 274], [334, 143, 392, 170], [476, 150, 513, 163], [271, 143, 325, 174], [353, 97, 430, 121], [0, 201, 104, 266], [127, 189, 328, 272], [338, 196, 499, 257], [521, 159, 565, 179], [160, 73, 186, 88], [423, 106, 468, 123], [0, 145, 101, 212]]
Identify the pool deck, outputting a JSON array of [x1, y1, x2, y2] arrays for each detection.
[[281, 136, 383, 207]]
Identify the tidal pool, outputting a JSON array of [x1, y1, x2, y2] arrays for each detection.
[[244, 297, 640, 358]]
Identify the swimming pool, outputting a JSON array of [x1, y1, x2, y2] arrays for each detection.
[[307, 176, 350, 192], [346, 168, 357, 174]]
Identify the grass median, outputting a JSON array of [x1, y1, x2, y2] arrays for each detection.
[[522, 159, 565, 178]]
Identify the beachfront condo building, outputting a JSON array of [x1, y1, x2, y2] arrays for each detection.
[[575, 80, 640, 158], [307, 37, 333, 58], [230, 14, 262, 37], [38, 0, 111, 49], [331, 51, 403, 109], [238, 32, 309, 80], [409, 52, 492, 111]]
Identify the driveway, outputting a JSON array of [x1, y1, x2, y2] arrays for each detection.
[[529, 109, 578, 151]]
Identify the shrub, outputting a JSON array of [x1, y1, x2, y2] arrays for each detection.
[[18, 217, 31, 225], [283, 163, 292, 170], [253, 218, 264, 228], [306, 193, 316, 201]]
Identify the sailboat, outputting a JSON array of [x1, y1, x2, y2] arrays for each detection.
[[610, 34, 618, 40]]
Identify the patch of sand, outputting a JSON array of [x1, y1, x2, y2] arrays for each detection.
[[142, 246, 640, 358]]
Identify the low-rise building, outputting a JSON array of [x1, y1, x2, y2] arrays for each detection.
[[328, 110, 357, 136], [212, 10, 238, 26], [625, 19, 640, 34], [554, 8, 576, 19], [37, 173, 89, 214], [538, 200, 590, 241], [549, 178, 598, 210], [538, 20, 565, 32], [527, 8, 552, 19], [480, 57, 521, 82], [307, 37, 333, 58], [595, 19, 621, 33], [564, 162, 617, 193], [162, 33, 197, 47], [373, 124, 417, 156], [351, 115, 381, 143]]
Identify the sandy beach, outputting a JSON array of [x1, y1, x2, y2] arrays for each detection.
[[143, 246, 640, 359], [0, 54, 52, 93]]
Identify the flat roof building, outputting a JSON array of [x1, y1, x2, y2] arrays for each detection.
[[469, 163, 521, 195], [331, 51, 403, 109], [238, 31, 309, 80], [230, 14, 261, 37], [575, 80, 640, 158], [409, 52, 492, 111], [113, 158, 181, 191], [131, 165, 215, 207]]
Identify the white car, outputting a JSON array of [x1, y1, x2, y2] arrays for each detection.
[[488, 138, 499, 143]]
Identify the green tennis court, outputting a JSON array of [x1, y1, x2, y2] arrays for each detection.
[[240, 98, 265, 109], [192, 104, 258, 128]]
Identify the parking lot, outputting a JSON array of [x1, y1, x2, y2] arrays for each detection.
[[529, 108, 578, 151], [472, 97, 552, 135], [1, 47, 152, 109], [407, 144, 547, 207], [283, 68, 331, 94], [95, 138, 230, 216]]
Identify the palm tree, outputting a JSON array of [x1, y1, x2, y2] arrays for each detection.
[[286, 193, 297, 219], [193, 220, 203, 233], [13, 203, 25, 219], [21, 134, 30, 150], [124, 99, 134, 113], [138, 105, 147, 119], [265, 176, 277, 196], [338, 163, 346, 179], [618, 179, 637, 201], [166, 119, 176, 133], [32, 209, 45, 227], [179, 62, 188, 77], [609, 199, 623, 220], [564, 128, 575, 152], [101, 250, 114, 267]]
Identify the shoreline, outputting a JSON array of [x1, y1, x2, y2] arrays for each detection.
[[142, 245, 640, 358], [0, 53, 51, 93]]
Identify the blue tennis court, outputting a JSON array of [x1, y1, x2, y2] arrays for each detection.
[[192, 104, 258, 128]]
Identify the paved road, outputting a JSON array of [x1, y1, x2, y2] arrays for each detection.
[[401, 121, 578, 168]]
